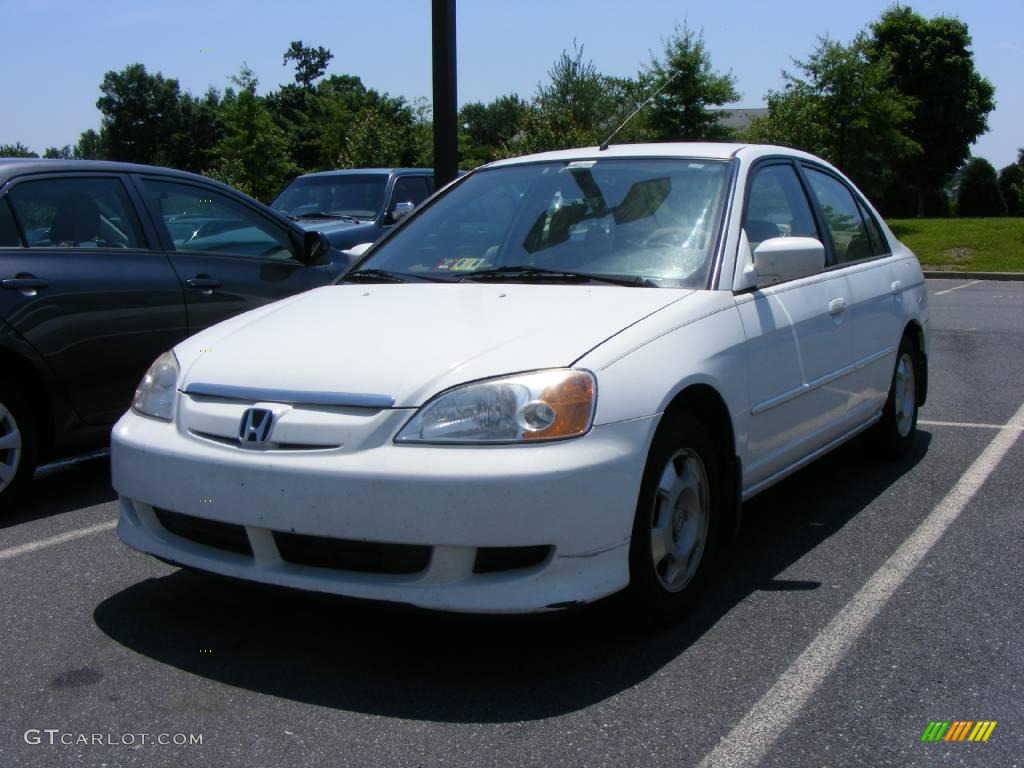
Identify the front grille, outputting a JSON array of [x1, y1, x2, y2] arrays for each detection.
[[154, 508, 253, 557], [473, 545, 552, 574], [190, 430, 340, 451], [273, 532, 432, 575]]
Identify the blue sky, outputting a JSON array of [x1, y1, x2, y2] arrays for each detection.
[[3, 0, 1021, 168]]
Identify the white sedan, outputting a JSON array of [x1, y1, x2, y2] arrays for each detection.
[[112, 143, 928, 621]]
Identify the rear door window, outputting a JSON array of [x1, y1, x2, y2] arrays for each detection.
[[6, 177, 144, 249]]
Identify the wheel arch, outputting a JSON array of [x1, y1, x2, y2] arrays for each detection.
[[0, 347, 54, 459], [660, 382, 742, 541], [903, 319, 928, 407]]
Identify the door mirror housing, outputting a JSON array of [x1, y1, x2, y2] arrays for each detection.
[[750, 237, 825, 287], [389, 200, 415, 224], [301, 230, 331, 265]]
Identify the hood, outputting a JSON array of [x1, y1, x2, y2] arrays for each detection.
[[176, 284, 692, 408]]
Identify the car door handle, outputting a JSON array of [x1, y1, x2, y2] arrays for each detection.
[[186, 276, 222, 292], [828, 297, 848, 316], [1, 277, 50, 290], [891, 280, 904, 295]]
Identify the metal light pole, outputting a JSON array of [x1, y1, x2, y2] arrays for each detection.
[[431, 0, 458, 186]]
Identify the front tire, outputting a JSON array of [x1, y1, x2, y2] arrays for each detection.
[[871, 335, 920, 458], [624, 411, 721, 625], [0, 380, 37, 515]]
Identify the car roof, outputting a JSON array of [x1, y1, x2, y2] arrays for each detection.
[[293, 168, 433, 180], [0, 158, 278, 208], [482, 142, 825, 168]]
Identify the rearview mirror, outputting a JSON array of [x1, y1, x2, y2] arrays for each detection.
[[752, 237, 825, 286], [302, 231, 331, 266], [390, 201, 415, 224]]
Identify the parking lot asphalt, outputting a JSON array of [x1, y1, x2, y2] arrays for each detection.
[[1, 278, 1021, 768]]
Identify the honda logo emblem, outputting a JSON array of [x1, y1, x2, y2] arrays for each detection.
[[238, 408, 274, 446]]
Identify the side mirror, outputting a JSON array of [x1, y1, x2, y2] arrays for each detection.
[[751, 237, 825, 286], [302, 230, 331, 265], [389, 200, 415, 224]]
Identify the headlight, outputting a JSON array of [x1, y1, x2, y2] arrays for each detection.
[[395, 369, 596, 444], [131, 351, 179, 421]]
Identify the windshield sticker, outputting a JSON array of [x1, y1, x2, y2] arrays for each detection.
[[436, 257, 486, 271], [566, 160, 597, 170]]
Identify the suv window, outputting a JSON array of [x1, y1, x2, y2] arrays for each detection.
[[6, 177, 144, 249], [145, 179, 295, 261], [0, 199, 22, 246], [391, 177, 431, 209], [744, 164, 819, 249], [803, 168, 874, 264]]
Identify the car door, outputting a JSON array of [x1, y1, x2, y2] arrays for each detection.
[[801, 166, 905, 426], [134, 176, 337, 334], [734, 161, 858, 490], [0, 173, 188, 426]]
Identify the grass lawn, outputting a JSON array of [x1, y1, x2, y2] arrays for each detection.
[[887, 217, 1024, 272]]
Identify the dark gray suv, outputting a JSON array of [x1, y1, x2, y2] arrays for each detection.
[[0, 159, 349, 511], [271, 168, 434, 251]]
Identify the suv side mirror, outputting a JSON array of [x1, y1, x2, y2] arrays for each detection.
[[751, 237, 825, 286], [302, 230, 331, 266], [389, 200, 415, 224]]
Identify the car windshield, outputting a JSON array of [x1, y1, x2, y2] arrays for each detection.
[[353, 158, 729, 288], [272, 174, 387, 219]]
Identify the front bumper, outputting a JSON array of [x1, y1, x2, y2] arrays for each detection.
[[112, 409, 657, 613]]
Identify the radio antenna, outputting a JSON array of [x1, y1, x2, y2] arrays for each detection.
[[599, 71, 681, 151]]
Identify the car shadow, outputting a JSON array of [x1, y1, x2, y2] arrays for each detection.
[[1, 453, 115, 529], [92, 433, 932, 722]]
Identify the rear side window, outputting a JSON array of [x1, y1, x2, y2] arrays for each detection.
[[857, 200, 890, 256], [6, 177, 144, 249], [144, 179, 295, 261], [803, 168, 875, 264], [744, 164, 819, 250], [0, 198, 23, 246]]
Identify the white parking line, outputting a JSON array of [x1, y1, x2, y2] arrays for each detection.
[[934, 279, 981, 296], [919, 419, 1017, 429], [0, 519, 117, 561], [698, 400, 1024, 768]]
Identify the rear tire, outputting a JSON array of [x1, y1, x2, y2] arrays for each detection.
[[871, 335, 920, 459], [0, 380, 37, 516], [623, 410, 721, 626]]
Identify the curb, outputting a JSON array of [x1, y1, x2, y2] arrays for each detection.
[[923, 271, 1024, 281]]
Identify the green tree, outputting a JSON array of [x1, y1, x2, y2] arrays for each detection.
[[643, 22, 740, 140], [997, 149, 1024, 216], [282, 40, 333, 89], [459, 94, 527, 166], [0, 142, 38, 157], [513, 43, 625, 154], [169, 88, 223, 172], [747, 35, 918, 204], [867, 7, 996, 216], [96, 63, 183, 165], [211, 66, 296, 202], [957, 157, 1007, 217], [74, 129, 104, 160], [43, 145, 74, 159]]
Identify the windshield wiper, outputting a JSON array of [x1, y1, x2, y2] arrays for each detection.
[[458, 265, 655, 287], [295, 211, 361, 223], [343, 268, 453, 284]]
